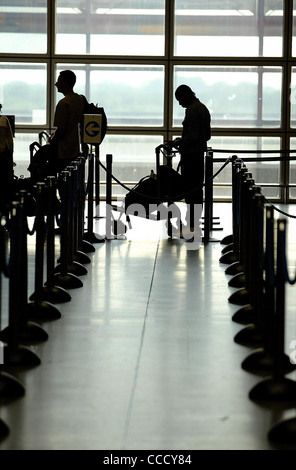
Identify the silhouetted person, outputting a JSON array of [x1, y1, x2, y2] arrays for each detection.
[[170, 84, 211, 235], [48, 69, 85, 173], [29, 69, 85, 182]]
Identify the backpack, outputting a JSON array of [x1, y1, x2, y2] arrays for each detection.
[[80, 95, 108, 144]]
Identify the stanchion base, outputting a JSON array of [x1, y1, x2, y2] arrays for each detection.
[[0, 419, 9, 440], [221, 234, 233, 245], [54, 261, 88, 277], [234, 324, 263, 348], [221, 243, 233, 254], [242, 349, 296, 376], [26, 301, 62, 321], [225, 262, 244, 276], [228, 288, 250, 306], [53, 272, 83, 290], [219, 250, 239, 264], [37, 285, 72, 304], [0, 371, 25, 398], [78, 240, 95, 253], [268, 418, 296, 447], [232, 305, 254, 325], [249, 377, 296, 405], [4, 344, 41, 367], [73, 250, 91, 264], [228, 272, 245, 288], [0, 321, 48, 344], [83, 232, 105, 244]]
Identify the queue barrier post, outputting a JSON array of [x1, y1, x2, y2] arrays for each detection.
[[249, 219, 296, 404], [53, 171, 83, 290], [83, 152, 105, 244], [76, 156, 95, 254], [70, 161, 91, 266], [26, 183, 62, 322], [0, 214, 25, 402], [3, 201, 41, 367], [33, 176, 71, 304]]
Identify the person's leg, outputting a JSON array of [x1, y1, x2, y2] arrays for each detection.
[[181, 154, 204, 230]]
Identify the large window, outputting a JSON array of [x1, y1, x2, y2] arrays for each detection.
[[1, 1, 296, 201], [174, 0, 284, 57], [210, 136, 282, 200], [173, 65, 282, 128], [55, 0, 166, 56], [0, 1, 47, 54], [0, 63, 47, 125]]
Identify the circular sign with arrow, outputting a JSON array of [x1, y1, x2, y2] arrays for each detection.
[[82, 114, 103, 144]]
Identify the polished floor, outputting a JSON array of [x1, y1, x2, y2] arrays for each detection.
[[1, 202, 296, 451]]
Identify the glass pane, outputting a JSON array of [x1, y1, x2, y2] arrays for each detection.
[[173, 65, 282, 128], [0, 63, 47, 125], [55, 64, 164, 127], [98, 134, 164, 198], [0, 1, 47, 54], [55, 0, 165, 56], [210, 136, 281, 186], [174, 0, 283, 57]]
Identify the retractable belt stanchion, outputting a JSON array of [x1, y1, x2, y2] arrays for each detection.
[[26, 182, 62, 322], [0, 213, 25, 403], [223, 168, 250, 275], [220, 155, 238, 246], [36, 176, 71, 304], [53, 171, 83, 290], [105, 153, 113, 240], [83, 151, 105, 244], [203, 149, 221, 243], [106, 154, 112, 207], [3, 201, 41, 367], [249, 218, 296, 405], [105, 153, 130, 239], [95, 145, 103, 219], [229, 172, 257, 325], [227, 179, 257, 308], [55, 166, 87, 277], [203, 149, 212, 244], [0, 191, 48, 343], [9, 190, 49, 341], [70, 161, 91, 265], [241, 205, 295, 375], [220, 158, 244, 264], [233, 189, 265, 347], [225, 165, 249, 283], [76, 155, 95, 254]]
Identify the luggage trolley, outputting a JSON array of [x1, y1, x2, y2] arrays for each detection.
[[112, 142, 185, 238], [155, 142, 185, 237]]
